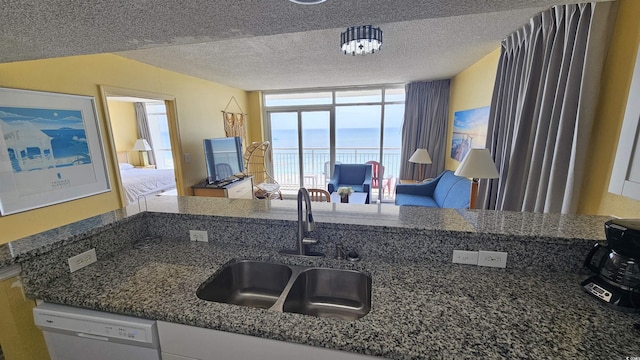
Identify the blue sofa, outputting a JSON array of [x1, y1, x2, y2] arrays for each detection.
[[327, 164, 373, 204], [395, 170, 471, 208]]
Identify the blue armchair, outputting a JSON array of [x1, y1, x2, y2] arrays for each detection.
[[327, 164, 373, 204], [395, 170, 471, 208]]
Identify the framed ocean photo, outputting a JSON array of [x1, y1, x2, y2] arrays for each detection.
[[451, 106, 490, 161], [0, 87, 110, 215]]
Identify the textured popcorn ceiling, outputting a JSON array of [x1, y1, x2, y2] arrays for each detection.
[[0, 0, 612, 90]]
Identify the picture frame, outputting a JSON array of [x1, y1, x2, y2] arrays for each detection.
[[609, 45, 640, 200], [450, 106, 490, 161], [0, 87, 110, 215]]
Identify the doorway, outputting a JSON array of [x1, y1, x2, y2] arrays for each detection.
[[100, 86, 183, 207]]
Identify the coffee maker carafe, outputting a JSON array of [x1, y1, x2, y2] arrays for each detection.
[[581, 219, 640, 312]]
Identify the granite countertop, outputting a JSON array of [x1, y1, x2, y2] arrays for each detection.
[[128, 196, 611, 240], [27, 236, 640, 360], [1, 196, 610, 269], [0, 209, 131, 268]]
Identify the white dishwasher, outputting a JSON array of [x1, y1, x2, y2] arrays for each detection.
[[33, 302, 161, 360]]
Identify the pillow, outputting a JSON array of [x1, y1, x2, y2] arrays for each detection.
[[119, 163, 134, 170]]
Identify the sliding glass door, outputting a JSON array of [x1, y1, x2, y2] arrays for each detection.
[[264, 87, 404, 201], [269, 112, 298, 187], [269, 110, 331, 195], [301, 111, 331, 188]]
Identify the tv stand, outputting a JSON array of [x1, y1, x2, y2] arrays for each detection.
[[192, 176, 253, 199]]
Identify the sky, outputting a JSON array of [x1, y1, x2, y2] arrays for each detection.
[[270, 104, 405, 130], [0, 107, 85, 130], [453, 106, 490, 132]]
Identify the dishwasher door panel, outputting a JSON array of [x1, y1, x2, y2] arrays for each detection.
[[43, 331, 161, 360]]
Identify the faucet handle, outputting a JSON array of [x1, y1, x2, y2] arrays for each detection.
[[302, 237, 318, 245], [336, 243, 346, 260]]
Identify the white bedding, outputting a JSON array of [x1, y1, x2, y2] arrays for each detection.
[[120, 167, 176, 205]]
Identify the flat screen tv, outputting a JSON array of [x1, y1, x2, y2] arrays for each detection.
[[203, 136, 244, 184]]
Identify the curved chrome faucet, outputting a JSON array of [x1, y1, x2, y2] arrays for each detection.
[[280, 188, 323, 257]]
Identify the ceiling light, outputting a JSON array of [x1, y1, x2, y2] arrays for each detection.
[[288, 0, 326, 4], [340, 25, 383, 56]]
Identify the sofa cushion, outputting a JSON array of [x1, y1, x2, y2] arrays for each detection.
[[394, 170, 470, 209], [395, 194, 439, 207], [440, 179, 471, 209], [433, 171, 462, 206]]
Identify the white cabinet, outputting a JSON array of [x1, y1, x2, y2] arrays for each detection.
[[609, 46, 640, 199], [157, 321, 380, 360]]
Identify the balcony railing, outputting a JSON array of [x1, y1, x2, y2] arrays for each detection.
[[271, 147, 401, 199]]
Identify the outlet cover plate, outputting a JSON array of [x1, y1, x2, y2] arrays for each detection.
[[477, 250, 508, 268], [68, 248, 97, 273], [190, 230, 208, 242], [452, 250, 479, 265]]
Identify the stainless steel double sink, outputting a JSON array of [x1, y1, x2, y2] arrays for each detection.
[[196, 260, 371, 321]]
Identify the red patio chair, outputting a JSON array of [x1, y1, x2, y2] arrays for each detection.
[[365, 160, 391, 198]]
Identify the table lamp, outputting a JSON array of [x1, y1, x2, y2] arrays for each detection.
[[133, 138, 152, 167], [454, 148, 499, 209], [409, 148, 432, 181]]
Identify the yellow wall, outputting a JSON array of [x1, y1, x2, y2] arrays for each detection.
[[0, 54, 248, 244], [107, 100, 139, 165], [445, 48, 501, 171], [247, 91, 264, 144], [0, 275, 50, 360], [578, 0, 640, 216]]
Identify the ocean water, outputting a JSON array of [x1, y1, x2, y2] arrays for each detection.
[[270, 127, 403, 183]]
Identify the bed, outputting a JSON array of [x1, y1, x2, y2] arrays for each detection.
[[117, 152, 176, 205]]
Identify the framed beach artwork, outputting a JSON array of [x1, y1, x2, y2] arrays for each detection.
[[450, 106, 491, 161], [0, 87, 110, 215]]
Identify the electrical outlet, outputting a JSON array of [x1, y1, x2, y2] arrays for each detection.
[[190, 230, 208, 242], [477, 250, 508, 268], [68, 248, 97, 273], [452, 250, 479, 265], [184, 153, 191, 164]]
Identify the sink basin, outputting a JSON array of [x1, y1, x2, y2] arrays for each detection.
[[282, 268, 372, 320], [196, 261, 293, 309], [197, 261, 371, 320]]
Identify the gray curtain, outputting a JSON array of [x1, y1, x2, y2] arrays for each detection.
[[134, 102, 157, 166], [399, 80, 450, 180], [479, 2, 613, 213]]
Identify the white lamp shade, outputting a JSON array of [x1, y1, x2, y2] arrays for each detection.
[[409, 148, 432, 164], [133, 139, 152, 151], [454, 149, 499, 179]]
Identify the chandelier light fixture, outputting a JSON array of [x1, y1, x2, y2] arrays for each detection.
[[340, 25, 383, 56]]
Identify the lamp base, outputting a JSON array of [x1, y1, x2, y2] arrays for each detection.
[[469, 179, 479, 209], [138, 152, 150, 167]]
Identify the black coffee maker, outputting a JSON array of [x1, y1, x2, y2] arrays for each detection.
[[582, 219, 640, 312]]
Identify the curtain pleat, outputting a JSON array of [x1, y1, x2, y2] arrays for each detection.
[[134, 103, 157, 166], [479, 2, 612, 214], [399, 80, 450, 180]]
